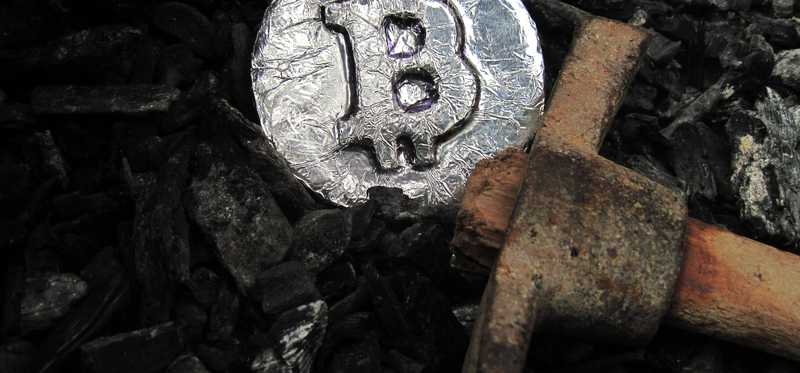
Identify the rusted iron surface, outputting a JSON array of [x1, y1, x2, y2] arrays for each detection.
[[452, 16, 650, 268], [463, 139, 687, 373]]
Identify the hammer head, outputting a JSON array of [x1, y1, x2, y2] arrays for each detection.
[[514, 137, 687, 342]]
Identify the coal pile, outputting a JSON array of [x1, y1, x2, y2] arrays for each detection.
[[1, 0, 799, 373]]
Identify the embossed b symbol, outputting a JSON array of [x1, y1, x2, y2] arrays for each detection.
[[324, 0, 479, 170]]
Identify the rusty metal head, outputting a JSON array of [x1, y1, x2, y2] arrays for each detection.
[[465, 139, 687, 372]]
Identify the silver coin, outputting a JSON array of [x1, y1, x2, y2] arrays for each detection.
[[252, 0, 545, 208]]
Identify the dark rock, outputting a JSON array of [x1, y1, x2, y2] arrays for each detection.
[[36, 255, 130, 373], [168, 354, 211, 373], [0, 340, 33, 373], [772, 49, 800, 90], [727, 89, 800, 247], [33, 130, 69, 188], [670, 122, 732, 201], [0, 26, 144, 80], [196, 342, 245, 373], [451, 303, 480, 330], [290, 209, 352, 274], [229, 23, 257, 120], [326, 336, 382, 373], [153, 2, 216, 59], [52, 192, 119, 220], [251, 348, 292, 373], [31, 85, 180, 114], [622, 80, 659, 112], [174, 300, 207, 344], [80, 322, 183, 373], [646, 33, 682, 65], [188, 267, 223, 307], [187, 161, 292, 291], [363, 263, 411, 338], [206, 285, 239, 342], [315, 312, 374, 371], [133, 133, 195, 323], [367, 187, 423, 222], [386, 349, 425, 373], [772, 0, 796, 17], [316, 262, 358, 303], [209, 99, 319, 219], [747, 13, 800, 49], [157, 44, 205, 88], [661, 71, 739, 139], [267, 300, 328, 373], [328, 280, 370, 322], [20, 273, 88, 333], [253, 261, 321, 317]]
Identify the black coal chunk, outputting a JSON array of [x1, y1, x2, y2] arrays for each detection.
[[31, 85, 180, 114], [325, 335, 382, 373], [727, 89, 800, 248], [80, 322, 183, 373], [187, 159, 293, 291], [153, 2, 216, 59], [267, 300, 328, 373], [0, 340, 34, 373], [772, 49, 800, 90], [167, 354, 211, 373], [747, 13, 800, 49], [206, 284, 239, 342], [20, 273, 88, 333], [670, 122, 732, 202], [253, 261, 321, 317], [251, 348, 292, 373], [289, 209, 352, 274]]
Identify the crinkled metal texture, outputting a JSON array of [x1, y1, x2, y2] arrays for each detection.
[[252, 0, 545, 208]]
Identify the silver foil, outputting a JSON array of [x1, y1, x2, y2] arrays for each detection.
[[252, 0, 545, 208]]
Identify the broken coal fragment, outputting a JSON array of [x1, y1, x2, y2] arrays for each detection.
[[251, 348, 292, 373], [32, 85, 180, 114], [253, 261, 321, 317], [727, 88, 800, 247], [267, 300, 328, 373], [206, 285, 239, 342], [80, 322, 183, 373], [289, 209, 352, 274], [167, 354, 211, 373], [187, 162, 293, 291], [20, 273, 88, 333], [153, 2, 216, 59], [0, 340, 34, 373], [325, 335, 382, 373], [772, 49, 800, 90], [670, 122, 732, 202]]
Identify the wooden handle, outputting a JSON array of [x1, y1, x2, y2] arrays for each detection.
[[668, 218, 800, 361]]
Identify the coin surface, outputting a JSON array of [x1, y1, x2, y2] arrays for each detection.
[[252, 0, 545, 208]]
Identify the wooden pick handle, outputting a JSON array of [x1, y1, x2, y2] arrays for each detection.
[[669, 218, 800, 360]]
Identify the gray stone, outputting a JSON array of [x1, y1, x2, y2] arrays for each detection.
[[21, 273, 88, 333], [773, 49, 800, 90], [727, 88, 800, 247], [188, 163, 292, 291]]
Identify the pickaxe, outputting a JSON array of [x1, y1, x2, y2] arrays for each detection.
[[454, 2, 800, 372]]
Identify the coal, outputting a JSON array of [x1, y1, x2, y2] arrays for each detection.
[[727, 88, 800, 247], [253, 261, 321, 317], [133, 133, 195, 323], [661, 72, 739, 139], [20, 273, 88, 333], [386, 349, 425, 373], [772, 0, 796, 17], [362, 263, 411, 338], [31, 85, 180, 114], [80, 322, 183, 373], [746, 14, 800, 49], [153, 2, 216, 59], [167, 354, 211, 373], [670, 122, 732, 201], [206, 285, 239, 342], [0, 25, 144, 79], [267, 300, 328, 373], [645, 33, 683, 65], [187, 161, 293, 291], [251, 348, 292, 373], [325, 336, 382, 373], [289, 209, 352, 274], [35, 251, 131, 373], [187, 267, 223, 307], [33, 130, 69, 187], [173, 300, 207, 344], [772, 49, 800, 90], [0, 340, 34, 373], [316, 262, 358, 303]]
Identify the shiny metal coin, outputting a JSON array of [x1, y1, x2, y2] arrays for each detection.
[[252, 0, 545, 208]]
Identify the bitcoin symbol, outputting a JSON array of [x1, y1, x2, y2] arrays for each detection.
[[324, 0, 479, 170]]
